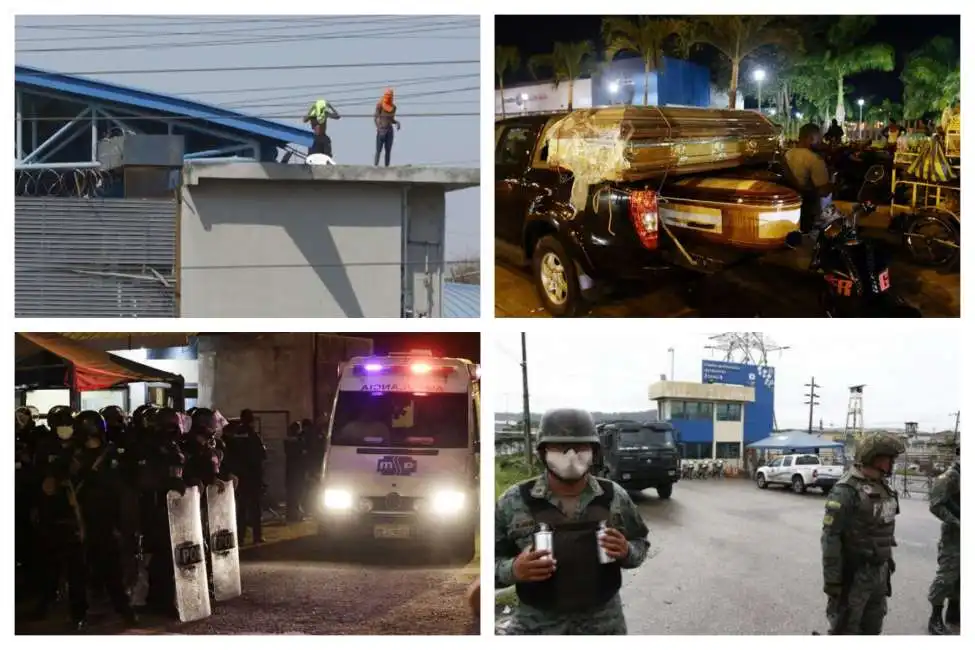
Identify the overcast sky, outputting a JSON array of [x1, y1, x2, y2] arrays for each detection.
[[491, 328, 961, 432], [15, 15, 480, 261]]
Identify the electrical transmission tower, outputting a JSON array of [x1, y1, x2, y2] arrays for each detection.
[[706, 333, 789, 430], [706, 333, 790, 366]]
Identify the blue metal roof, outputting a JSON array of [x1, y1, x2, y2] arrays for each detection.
[[443, 282, 480, 318], [15, 64, 312, 148]]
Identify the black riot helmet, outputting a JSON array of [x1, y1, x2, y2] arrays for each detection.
[[191, 407, 219, 438], [535, 408, 600, 453], [74, 410, 107, 442], [156, 407, 183, 441], [132, 404, 155, 431], [100, 405, 127, 430], [48, 405, 76, 440], [16, 406, 35, 434]]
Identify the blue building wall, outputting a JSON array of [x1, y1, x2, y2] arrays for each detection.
[[702, 360, 775, 444], [591, 56, 711, 108]]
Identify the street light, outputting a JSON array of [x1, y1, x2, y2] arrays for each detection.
[[753, 68, 766, 112], [857, 98, 865, 140], [795, 112, 803, 120]]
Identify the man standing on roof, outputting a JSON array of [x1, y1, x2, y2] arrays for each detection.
[[303, 99, 341, 158], [374, 88, 401, 167]]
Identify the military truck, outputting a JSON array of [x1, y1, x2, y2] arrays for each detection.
[[594, 420, 681, 498]]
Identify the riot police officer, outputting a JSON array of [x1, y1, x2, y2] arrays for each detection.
[[927, 443, 960, 634], [494, 408, 651, 635], [133, 406, 187, 618], [225, 409, 267, 544], [15, 407, 40, 583], [284, 421, 306, 522], [821, 433, 905, 635], [34, 405, 88, 629], [71, 410, 139, 627]]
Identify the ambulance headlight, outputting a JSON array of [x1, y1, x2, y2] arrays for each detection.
[[430, 490, 465, 515], [322, 488, 353, 511]]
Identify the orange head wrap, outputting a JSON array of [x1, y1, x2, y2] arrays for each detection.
[[381, 88, 394, 112]]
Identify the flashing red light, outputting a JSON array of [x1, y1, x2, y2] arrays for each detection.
[[411, 363, 432, 374]]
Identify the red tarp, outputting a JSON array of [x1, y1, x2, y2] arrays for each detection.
[[17, 332, 179, 391]]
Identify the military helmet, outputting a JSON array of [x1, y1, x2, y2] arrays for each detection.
[[132, 404, 155, 430], [535, 408, 600, 450], [47, 405, 75, 429], [854, 433, 906, 466], [74, 410, 107, 440]]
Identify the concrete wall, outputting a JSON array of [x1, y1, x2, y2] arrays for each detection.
[[196, 333, 373, 502], [180, 180, 405, 318], [495, 79, 593, 115]]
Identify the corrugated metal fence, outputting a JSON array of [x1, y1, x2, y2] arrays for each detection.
[[15, 198, 178, 317]]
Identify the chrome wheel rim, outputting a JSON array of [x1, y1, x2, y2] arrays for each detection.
[[540, 252, 568, 305]]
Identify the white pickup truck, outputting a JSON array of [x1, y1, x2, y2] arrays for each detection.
[[755, 454, 845, 494]]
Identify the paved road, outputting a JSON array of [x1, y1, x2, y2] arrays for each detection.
[[620, 479, 944, 635], [495, 207, 959, 318], [16, 536, 479, 635]]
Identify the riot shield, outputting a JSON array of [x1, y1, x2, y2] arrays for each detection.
[[205, 479, 242, 601], [166, 486, 212, 622]]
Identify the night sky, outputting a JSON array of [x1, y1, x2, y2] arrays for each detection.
[[495, 15, 960, 102], [337, 333, 480, 363]]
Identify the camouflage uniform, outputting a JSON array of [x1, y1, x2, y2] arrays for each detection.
[[927, 456, 960, 633], [495, 471, 650, 634], [821, 433, 903, 635]]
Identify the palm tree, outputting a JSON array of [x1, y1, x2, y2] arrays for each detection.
[[824, 17, 894, 124], [601, 17, 686, 106], [684, 16, 801, 109], [527, 41, 593, 111], [901, 36, 960, 119], [495, 46, 521, 119]]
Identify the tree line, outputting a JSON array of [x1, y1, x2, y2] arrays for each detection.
[[495, 16, 960, 129]]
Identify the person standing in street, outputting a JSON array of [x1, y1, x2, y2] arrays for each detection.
[[821, 433, 905, 635], [226, 409, 267, 544], [374, 88, 401, 167], [494, 408, 650, 635], [927, 443, 960, 635]]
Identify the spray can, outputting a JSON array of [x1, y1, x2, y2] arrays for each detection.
[[596, 520, 614, 564], [534, 522, 554, 560]]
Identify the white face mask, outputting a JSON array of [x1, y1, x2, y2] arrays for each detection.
[[56, 426, 74, 440], [545, 448, 593, 481]]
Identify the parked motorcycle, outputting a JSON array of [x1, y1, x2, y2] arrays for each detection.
[[889, 207, 960, 269], [785, 164, 922, 318]]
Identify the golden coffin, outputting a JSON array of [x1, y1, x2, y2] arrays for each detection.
[[542, 106, 781, 184], [658, 176, 802, 250]]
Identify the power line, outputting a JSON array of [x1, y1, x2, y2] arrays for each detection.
[[21, 259, 483, 272], [177, 72, 479, 98], [15, 16, 422, 30], [231, 86, 480, 110], [16, 20, 479, 53], [222, 80, 478, 108], [16, 16, 464, 40], [24, 112, 478, 122], [21, 59, 480, 76]]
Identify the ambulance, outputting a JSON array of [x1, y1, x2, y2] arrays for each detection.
[[316, 350, 480, 562]]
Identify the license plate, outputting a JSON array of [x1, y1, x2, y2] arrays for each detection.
[[622, 473, 631, 480], [374, 524, 411, 539]]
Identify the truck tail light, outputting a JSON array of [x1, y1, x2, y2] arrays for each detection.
[[629, 190, 659, 250]]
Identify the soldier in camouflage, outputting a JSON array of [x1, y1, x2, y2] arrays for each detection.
[[926, 443, 960, 635], [821, 432, 905, 635], [495, 408, 651, 635]]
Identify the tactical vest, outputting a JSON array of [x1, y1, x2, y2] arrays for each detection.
[[835, 472, 898, 565], [514, 478, 622, 612]]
